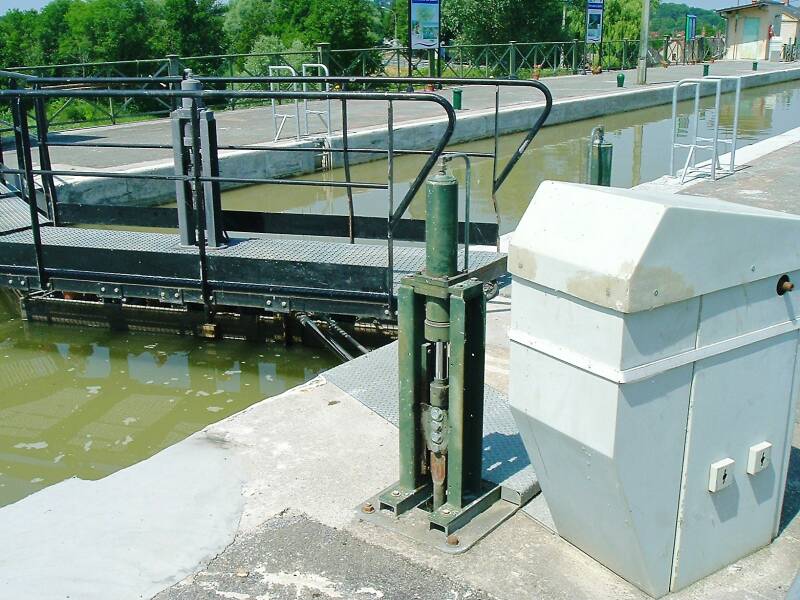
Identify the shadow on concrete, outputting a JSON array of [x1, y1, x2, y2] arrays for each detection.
[[481, 431, 529, 483], [779, 445, 800, 534]]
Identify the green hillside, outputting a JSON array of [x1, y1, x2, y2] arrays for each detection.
[[651, 2, 725, 37]]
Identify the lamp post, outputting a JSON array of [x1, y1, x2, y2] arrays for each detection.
[[637, 0, 651, 84]]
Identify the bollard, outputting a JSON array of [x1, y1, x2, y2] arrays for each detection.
[[452, 88, 463, 110], [703, 63, 710, 77], [588, 125, 613, 186], [752, 61, 758, 71], [616, 72, 625, 87]]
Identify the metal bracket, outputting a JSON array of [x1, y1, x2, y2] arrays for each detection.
[[2, 274, 29, 291]]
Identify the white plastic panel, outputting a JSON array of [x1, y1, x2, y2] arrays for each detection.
[[670, 332, 798, 591], [510, 181, 800, 313], [510, 341, 693, 597]]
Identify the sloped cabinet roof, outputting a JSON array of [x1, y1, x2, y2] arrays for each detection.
[[509, 181, 800, 313]]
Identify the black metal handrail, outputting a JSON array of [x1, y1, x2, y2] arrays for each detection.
[[0, 85, 459, 311], [3, 74, 552, 229], [0, 76, 552, 314]]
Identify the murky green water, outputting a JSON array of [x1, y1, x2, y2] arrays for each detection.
[[0, 293, 334, 507], [222, 80, 800, 234]]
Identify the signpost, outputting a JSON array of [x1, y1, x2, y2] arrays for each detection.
[[585, 0, 605, 44], [585, 0, 604, 74], [636, 0, 651, 84], [408, 0, 441, 81], [686, 14, 697, 41], [410, 0, 440, 50], [686, 14, 698, 63]]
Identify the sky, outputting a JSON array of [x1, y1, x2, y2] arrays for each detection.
[[0, 0, 797, 17]]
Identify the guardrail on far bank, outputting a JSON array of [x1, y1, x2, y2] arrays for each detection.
[[1, 37, 724, 130]]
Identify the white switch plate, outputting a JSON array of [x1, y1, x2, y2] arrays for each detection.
[[747, 441, 772, 475], [708, 458, 735, 493]]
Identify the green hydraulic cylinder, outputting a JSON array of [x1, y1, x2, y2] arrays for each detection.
[[424, 168, 458, 343]]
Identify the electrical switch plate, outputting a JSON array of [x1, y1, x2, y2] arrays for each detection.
[[746, 441, 772, 476], [708, 458, 735, 493]]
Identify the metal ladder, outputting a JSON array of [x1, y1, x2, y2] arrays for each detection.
[[669, 76, 741, 184], [301, 63, 332, 137], [269, 65, 301, 141]]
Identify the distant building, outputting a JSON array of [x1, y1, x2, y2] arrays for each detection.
[[718, 0, 800, 60]]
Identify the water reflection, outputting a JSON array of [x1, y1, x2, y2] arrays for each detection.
[[0, 296, 334, 507], [220, 80, 800, 233]]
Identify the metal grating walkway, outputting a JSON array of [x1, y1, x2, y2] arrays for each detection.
[[0, 191, 48, 235], [0, 224, 507, 318], [324, 341, 539, 506]]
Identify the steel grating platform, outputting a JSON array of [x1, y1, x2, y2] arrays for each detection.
[[0, 193, 49, 235], [0, 224, 507, 318], [324, 341, 539, 506]]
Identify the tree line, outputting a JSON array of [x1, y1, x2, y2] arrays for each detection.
[[0, 0, 719, 69]]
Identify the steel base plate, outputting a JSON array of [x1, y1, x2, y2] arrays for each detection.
[[357, 495, 518, 555]]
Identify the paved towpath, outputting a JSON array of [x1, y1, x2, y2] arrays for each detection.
[[3, 60, 797, 171]]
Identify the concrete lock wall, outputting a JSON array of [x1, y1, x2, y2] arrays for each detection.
[[507, 181, 800, 597], [51, 66, 800, 208]]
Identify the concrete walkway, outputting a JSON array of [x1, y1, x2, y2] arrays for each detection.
[[7, 59, 800, 172]]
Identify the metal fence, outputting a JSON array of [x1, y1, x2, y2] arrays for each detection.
[[0, 36, 728, 130], [785, 40, 800, 63]]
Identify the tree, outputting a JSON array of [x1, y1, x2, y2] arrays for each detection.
[[442, 0, 562, 46], [224, 0, 276, 54], [244, 35, 309, 74], [289, 0, 380, 49], [58, 0, 152, 63], [564, 0, 661, 41], [0, 10, 45, 67], [149, 0, 226, 57]]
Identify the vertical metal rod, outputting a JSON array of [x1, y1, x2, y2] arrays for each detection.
[[294, 77, 301, 141], [730, 77, 741, 173], [341, 99, 355, 244], [387, 100, 395, 309], [691, 83, 700, 171], [189, 99, 212, 318], [490, 86, 501, 252], [33, 95, 59, 224], [711, 81, 721, 181], [462, 157, 471, 272], [12, 98, 46, 288], [670, 84, 679, 177], [434, 341, 447, 380]]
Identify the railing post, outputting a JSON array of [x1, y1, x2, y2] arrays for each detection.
[[572, 39, 578, 74], [508, 41, 518, 79], [167, 54, 183, 110], [317, 42, 331, 73], [172, 73, 199, 246]]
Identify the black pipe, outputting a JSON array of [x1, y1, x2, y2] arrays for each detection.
[[297, 313, 354, 362], [327, 317, 369, 355]]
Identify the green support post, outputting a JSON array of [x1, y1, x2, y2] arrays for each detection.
[[396, 283, 427, 492], [508, 41, 518, 79]]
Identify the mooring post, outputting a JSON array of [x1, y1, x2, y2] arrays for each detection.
[[588, 125, 613, 186]]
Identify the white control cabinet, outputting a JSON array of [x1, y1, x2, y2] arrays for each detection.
[[508, 182, 800, 597]]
